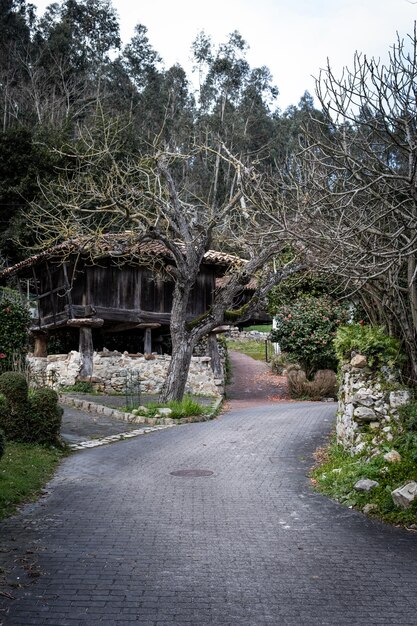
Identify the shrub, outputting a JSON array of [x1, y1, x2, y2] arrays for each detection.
[[0, 372, 31, 441], [288, 368, 338, 400], [334, 324, 402, 367], [0, 428, 5, 461], [29, 388, 63, 445], [270, 352, 297, 375], [0, 371, 62, 444], [271, 296, 349, 377]]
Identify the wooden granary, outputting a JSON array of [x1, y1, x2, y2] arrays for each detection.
[[1, 234, 241, 376]]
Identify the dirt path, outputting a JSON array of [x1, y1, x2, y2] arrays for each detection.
[[226, 350, 289, 407]]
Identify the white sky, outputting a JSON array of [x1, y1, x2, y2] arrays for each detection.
[[31, 0, 417, 111]]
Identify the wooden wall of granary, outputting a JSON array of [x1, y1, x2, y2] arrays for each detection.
[[35, 258, 216, 323]]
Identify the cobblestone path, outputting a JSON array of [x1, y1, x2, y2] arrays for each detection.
[[1, 359, 417, 624]]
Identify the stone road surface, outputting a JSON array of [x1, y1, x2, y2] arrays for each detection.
[[1, 355, 417, 624]]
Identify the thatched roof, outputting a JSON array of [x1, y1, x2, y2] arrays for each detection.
[[1, 233, 244, 278]]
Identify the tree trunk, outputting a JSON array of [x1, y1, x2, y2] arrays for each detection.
[[160, 341, 194, 402]]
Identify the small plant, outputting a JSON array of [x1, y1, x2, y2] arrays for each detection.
[[62, 381, 96, 394], [334, 324, 402, 367], [270, 352, 297, 375]]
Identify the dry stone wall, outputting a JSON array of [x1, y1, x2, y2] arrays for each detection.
[[27, 350, 223, 397], [337, 354, 411, 456]]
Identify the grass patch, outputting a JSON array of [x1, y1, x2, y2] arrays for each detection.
[[226, 339, 267, 361], [0, 442, 64, 520], [126, 396, 210, 419], [244, 324, 272, 333], [61, 381, 97, 394], [311, 430, 417, 527]]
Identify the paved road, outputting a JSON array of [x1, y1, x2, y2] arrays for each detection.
[[2, 403, 417, 625], [1, 356, 417, 625]]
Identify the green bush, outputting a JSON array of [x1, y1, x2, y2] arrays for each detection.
[[0, 372, 62, 445], [29, 388, 63, 445], [271, 296, 349, 376], [0, 372, 31, 441], [334, 324, 402, 367], [0, 428, 5, 460]]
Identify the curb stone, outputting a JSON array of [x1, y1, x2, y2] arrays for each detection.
[[60, 395, 223, 450]]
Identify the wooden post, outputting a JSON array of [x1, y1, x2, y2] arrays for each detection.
[[135, 323, 161, 355], [66, 318, 103, 378], [33, 331, 48, 358], [79, 327, 94, 378], [144, 328, 152, 354]]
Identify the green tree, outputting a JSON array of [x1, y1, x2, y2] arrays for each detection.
[[271, 296, 349, 376]]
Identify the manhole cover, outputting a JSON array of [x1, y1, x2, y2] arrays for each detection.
[[170, 469, 214, 477]]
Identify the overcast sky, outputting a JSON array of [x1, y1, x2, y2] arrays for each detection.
[[31, 0, 417, 110]]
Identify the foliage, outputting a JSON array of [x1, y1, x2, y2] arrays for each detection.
[[0, 372, 63, 445], [269, 351, 299, 375], [61, 381, 96, 393], [287, 368, 337, 400], [29, 388, 64, 445], [334, 324, 402, 367], [226, 339, 267, 362], [311, 424, 417, 527], [268, 268, 340, 312], [0, 441, 64, 520], [271, 296, 349, 376], [0, 428, 5, 461], [0, 289, 31, 373]]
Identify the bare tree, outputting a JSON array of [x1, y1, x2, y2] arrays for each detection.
[[282, 26, 417, 379], [27, 122, 301, 400]]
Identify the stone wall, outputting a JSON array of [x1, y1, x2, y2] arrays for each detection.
[[337, 354, 411, 455], [27, 350, 223, 397], [227, 327, 270, 341]]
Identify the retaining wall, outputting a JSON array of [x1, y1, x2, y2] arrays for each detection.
[[27, 350, 223, 397]]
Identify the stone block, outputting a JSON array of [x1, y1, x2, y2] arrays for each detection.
[[362, 503, 378, 514], [353, 407, 376, 422], [383, 450, 401, 463], [389, 389, 411, 409], [354, 479, 379, 492], [391, 482, 417, 509], [350, 354, 367, 368]]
